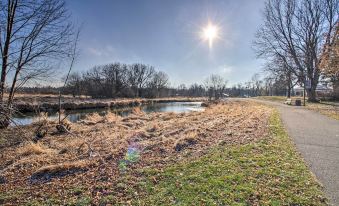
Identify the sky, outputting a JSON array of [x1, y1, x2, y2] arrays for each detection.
[[66, 0, 266, 87]]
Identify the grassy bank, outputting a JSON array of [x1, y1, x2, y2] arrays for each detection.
[[0, 101, 327, 205], [136, 111, 327, 205]]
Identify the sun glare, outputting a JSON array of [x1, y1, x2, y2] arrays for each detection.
[[202, 23, 219, 48]]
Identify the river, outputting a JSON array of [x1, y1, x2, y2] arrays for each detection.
[[12, 101, 204, 126]]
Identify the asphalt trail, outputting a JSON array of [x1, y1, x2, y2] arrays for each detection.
[[252, 99, 339, 205]]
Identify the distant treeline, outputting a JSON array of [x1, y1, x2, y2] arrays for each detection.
[[16, 63, 294, 99], [62, 63, 167, 98], [61, 62, 230, 99]]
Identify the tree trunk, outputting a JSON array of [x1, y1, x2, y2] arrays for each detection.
[[306, 63, 320, 102], [333, 80, 339, 100], [0, 69, 20, 128], [7, 69, 20, 107], [286, 70, 292, 98], [287, 86, 291, 98], [0, 0, 18, 128], [307, 87, 317, 102], [0, 1, 15, 103]]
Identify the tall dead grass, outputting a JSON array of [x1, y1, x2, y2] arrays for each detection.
[[131, 107, 143, 115], [18, 142, 54, 156]]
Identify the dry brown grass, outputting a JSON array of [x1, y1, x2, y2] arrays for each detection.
[[131, 107, 143, 115], [17, 142, 54, 156], [80, 112, 103, 125], [307, 102, 339, 120], [0, 100, 272, 205], [103, 111, 121, 123]]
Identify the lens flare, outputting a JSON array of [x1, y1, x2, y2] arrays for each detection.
[[118, 138, 141, 172], [201, 22, 220, 48]]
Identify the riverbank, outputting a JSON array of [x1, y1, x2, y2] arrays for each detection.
[[11, 94, 206, 113], [0, 100, 326, 205]]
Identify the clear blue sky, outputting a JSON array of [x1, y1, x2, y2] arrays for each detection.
[[66, 0, 265, 87]]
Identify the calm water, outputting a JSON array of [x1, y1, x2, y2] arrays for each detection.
[[12, 102, 203, 126]]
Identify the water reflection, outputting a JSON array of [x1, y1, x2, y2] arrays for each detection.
[[12, 102, 203, 126]]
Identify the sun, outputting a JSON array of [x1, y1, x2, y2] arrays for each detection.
[[201, 23, 220, 48]]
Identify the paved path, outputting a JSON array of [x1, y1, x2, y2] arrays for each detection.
[[252, 99, 339, 205]]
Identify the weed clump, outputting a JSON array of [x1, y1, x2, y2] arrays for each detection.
[[132, 107, 143, 115], [18, 142, 53, 156], [32, 112, 49, 142], [81, 113, 103, 125], [103, 111, 121, 123]]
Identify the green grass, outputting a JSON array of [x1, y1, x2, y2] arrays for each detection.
[[137, 111, 327, 205]]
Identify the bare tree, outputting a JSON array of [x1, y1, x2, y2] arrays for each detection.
[[187, 83, 205, 97], [66, 72, 83, 97], [176, 84, 187, 96], [82, 66, 105, 98], [58, 28, 80, 125], [65, 62, 171, 99], [127, 63, 155, 97], [101, 63, 128, 98], [264, 54, 298, 98], [148, 71, 169, 98], [204, 74, 228, 100], [320, 23, 339, 99], [251, 73, 263, 96], [254, 0, 338, 101], [0, 0, 74, 127]]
